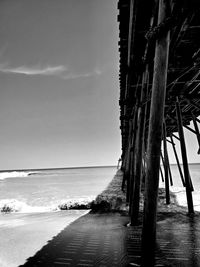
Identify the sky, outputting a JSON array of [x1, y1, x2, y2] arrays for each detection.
[[0, 0, 121, 170], [0, 0, 199, 171]]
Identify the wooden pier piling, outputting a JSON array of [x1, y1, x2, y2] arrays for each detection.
[[163, 123, 170, 204], [117, 0, 200, 265], [175, 98, 194, 214], [141, 0, 170, 265]]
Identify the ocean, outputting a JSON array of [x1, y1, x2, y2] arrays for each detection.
[[0, 166, 117, 213], [0, 166, 117, 267], [1, 164, 200, 215], [160, 163, 200, 211]]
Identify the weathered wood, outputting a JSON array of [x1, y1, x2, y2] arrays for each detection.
[[141, 144, 147, 190], [165, 139, 173, 186], [159, 166, 164, 182], [166, 138, 174, 144], [163, 124, 170, 204], [196, 117, 200, 124], [129, 107, 139, 212], [162, 137, 173, 186], [187, 99, 200, 110], [160, 150, 164, 164], [170, 135, 185, 187], [184, 125, 197, 135], [172, 133, 180, 141], [192, 113, 200, 154], [175, 97, 194, 214], [129, 78, 143, 215], [141, 0, 170, 265], [127, 0, 138, 67], [122, 149, 129, 196], [125, 119, 134, 202], [131, 67, 149, 225]]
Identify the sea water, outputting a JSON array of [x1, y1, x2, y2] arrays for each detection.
[[160, 163, 200, 211], [0, 166, 116, 213], [1, 164, 200, 213]]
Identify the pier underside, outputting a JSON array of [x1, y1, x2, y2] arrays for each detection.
[[118, 0, 200, 265]]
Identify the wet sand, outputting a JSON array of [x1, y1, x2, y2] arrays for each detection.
[[0, 210, 89, 267]]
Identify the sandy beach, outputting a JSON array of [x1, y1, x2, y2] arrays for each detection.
[[0, 210, 89, 267]]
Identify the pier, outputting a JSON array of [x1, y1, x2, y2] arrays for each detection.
[[118, 0, 200, 265]]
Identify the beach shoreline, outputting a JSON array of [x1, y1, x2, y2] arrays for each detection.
[[91, 169, 196, 215], [0, 210, 89, 267]]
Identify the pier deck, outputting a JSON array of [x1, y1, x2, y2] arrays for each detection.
[[20, 211, 200, 267]]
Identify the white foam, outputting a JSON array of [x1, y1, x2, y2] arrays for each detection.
[[0, 196, 96, 213], [0, 171, 31, 180], [170, 186, 200, 211], [0, 199, 53, 213]]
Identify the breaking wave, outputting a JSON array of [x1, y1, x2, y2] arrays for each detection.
[[0, 196, 95, 213], [170, 186, 200, 211], [0, 171, 33, 180]]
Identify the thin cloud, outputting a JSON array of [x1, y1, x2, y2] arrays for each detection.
[[0, 63, 102, 80], [63, 69, 102, 80], [0, 64, 67, 76]]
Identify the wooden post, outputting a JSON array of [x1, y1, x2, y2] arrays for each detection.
[[122, 149, 129, 197], [125, 119, 134, 202], [163, 124, 170, 204], [125, 0, 139, 206], [166, 150, 173, 186], [131, 67, 149, 225], [141, 2, 170, 266], [160, 166, 164, 182], [160, 151, 165, 166], [129, 107, 139, 212], [129, 78, 143, 215], [141, 0, 170, 265], [170, 135, 185, 187], [162, 138, 173, 186], [192, 113, 200, 154], [175, 97, 194, 214]]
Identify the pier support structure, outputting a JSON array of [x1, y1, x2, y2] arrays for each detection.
[[175, 98, 194, 214], [118, 0, 200, 265], [141, 0, 170, 265]]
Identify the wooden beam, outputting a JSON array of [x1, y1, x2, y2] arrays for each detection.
[[127, 0, 138, 67], [172, 133, 180, 141], [131, 66, 149, 225], [129, 104, 139, 211], [175, 97, 194, 214], [195, 117, 200, 124], [166, 145, 173, 186], [141, 0, 170, 265], [186, 99, 200, 110], [125, 119, 134, 202], [183, 125, 197, 135], [191, 113, 200, 154], [163, 124, 170, 204], [166, 138, 174, 144], [159, 166, 164, 182], [170, 135, 185, 187]]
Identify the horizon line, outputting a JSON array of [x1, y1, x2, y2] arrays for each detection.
[[0, 165, 118, 173]]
